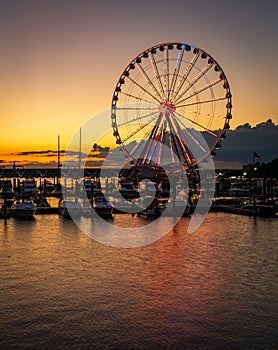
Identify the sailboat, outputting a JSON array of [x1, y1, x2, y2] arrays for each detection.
[[58, 129, 83, 218]]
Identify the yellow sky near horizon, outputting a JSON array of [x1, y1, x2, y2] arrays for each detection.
[[0, 1, 277, 156]]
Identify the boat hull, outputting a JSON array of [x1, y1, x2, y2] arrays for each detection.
[[93, 207, 113, 219], [58, 207, 83, 218], [11, 208, 36, 218], [11, 199, 37, 218]]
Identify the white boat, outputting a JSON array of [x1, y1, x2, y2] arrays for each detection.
[[58, 197, 82, 218], [92, 194, 113, 219], [11, 198, 36, 218]]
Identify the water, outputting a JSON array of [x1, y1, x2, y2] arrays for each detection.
[[0, 213, 277, 349]]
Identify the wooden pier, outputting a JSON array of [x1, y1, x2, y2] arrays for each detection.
[[0, 167, 131, 179]]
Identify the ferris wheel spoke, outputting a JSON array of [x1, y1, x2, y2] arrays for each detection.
[[120, 91, 156, 105], [129, 142, 141, 157], [126, 75, 161, 104], [174, 64, 214, 104], [137, 114, 164, 164], [151, 118, 168, 165], [141, 137, 158, 164], [156, 126, 166, 165], [168, 46, 185, 101], [167, 115, 194, 165], [168, 130, 182, 164], [172, 116, 197, 164], [121, 113, 161, 144], [148, 114, 164, 140], [122, 123, 153, 145], [172, 51, 200, 101], [166, 116, 183, 160], [149, 52, 166, 100], [181, 108, 222, 120], [173, 111, 219, 137], [137, 63, 164, 102], [115, 110, 159, 128], [163, 127, 176, 164], [115, 106, 156, 110], [151, 124, 165, 164], [175, 78, 222, 106], [164, 47, 170, 100], [174, 113, 208, 153], [175, 96, 226, 109], [151, 119, 167, 163], [150, 125, 166, 163]]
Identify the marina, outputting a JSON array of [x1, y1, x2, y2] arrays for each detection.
[[0, 167, 277, 219]]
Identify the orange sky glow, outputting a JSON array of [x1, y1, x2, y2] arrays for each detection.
[[0, 1, 277, 166]]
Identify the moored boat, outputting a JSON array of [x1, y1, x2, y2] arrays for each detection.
[[39, 180, 55, 194], [58, 197, 82, 218], [82, 177, 100, 199], [240, 197, 278, 217], [116, 180, 139, 200], [11, 198, 36, 218], [50, 183, 63, 198], [110, 196, 139, 214], [91, 194, 113, 219], [0, 180, 15, 200], [156, 190, 192, 217], [136, 196, 159, 218], [16, 178, 38, 197]]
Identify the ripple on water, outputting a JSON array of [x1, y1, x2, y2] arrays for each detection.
[[0, 213, 277, 349]]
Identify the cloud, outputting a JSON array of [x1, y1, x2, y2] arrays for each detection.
[[214, 119, 278, 164], [12, 150, 59, 156], [5, 120, 277, 169]]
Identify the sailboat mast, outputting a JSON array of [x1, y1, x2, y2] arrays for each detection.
[[58, 134, 60, 170], [77, 128, 81, 180], [57, 134, 61, 184]]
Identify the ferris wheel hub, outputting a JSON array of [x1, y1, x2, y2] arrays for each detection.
[[159, 101, 176, 114]]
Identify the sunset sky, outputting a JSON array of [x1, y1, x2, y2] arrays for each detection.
[[1, 0, 277, 162]]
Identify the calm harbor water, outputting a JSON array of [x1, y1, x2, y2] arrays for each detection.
[[0, 213, 277, 349]]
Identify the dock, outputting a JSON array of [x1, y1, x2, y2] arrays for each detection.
[[0, 166, 276, 219], [35, 207, 59, 214], [0, 167, 131, 180], [210, 204, 256, 216]]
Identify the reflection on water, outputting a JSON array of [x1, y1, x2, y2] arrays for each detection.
[[0, 213, 277, 349]]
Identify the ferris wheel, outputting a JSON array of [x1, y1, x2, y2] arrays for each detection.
[[111, 42, 232, 169]]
